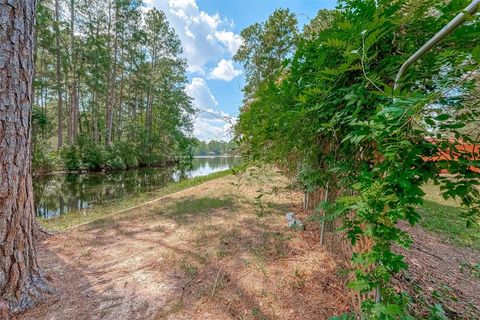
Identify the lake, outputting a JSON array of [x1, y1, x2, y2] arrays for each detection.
[[34, 157, 242, 219]]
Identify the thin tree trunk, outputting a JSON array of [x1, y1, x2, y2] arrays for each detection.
[[105, 2, 117, 145], [67, 85, 72, 143], [104, 4, 111, 145], [41, 48, 47, 123], [55, 0, 63, 149], [117, 59, 125, 140], [90, 92, 94, 141], [93, 21, 100, 144], [107, 34, 118, 145], [146, 47, 156, 134], [77, 74, 82, 136], [0, 0, 49, 315], [93, 92, 99, 143], [69, 0, 78, 143], [67, 83, 78, 144]]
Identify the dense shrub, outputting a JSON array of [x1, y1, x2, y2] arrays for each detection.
[[61, 144, 84, 171], [34, 132, 192, 172], [32, 139, 61, 173], [35, 125, 193, 173], [81, 142, 107, 170], [113, 142, 139, 168], [105, 145, 126, 170]]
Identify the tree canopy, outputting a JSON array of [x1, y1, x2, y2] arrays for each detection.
[[33, 0, 194, 172]]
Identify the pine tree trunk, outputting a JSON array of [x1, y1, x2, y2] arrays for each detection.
[[0, 0, 49, 315], [69, 0, 78, 143], [107, 2, 119, 145], [67, 86, 72, 143], [93, 92, 99, 143], [146, 47, 156, 136], [104, 0, 113, 146], [117, 63, 125, 140], [54, 0, 63, 149]]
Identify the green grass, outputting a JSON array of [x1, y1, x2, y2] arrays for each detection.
[[39, 168, 236, 232], [419, 182, 480, 251]]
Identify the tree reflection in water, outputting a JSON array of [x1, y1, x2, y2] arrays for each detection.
[[34, 157, 242, 218]]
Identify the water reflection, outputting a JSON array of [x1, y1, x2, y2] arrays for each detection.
[[34, 157, 242, 219]]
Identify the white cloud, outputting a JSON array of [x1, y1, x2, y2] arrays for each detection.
[[215, 31, 242, 55], [193, 108, 237, 142], [209, 59, 242, 81], [186, 77, 217, 109], [149, 0, 242, 73], [185, 78, 236, 141], [186, 77, 237, 141], [169, 0, 198, 10]]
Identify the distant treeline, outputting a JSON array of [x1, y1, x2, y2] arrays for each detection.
[[192, 140, 237, 156]]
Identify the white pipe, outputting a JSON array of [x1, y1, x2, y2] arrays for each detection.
[[394, 0, 480, 91]]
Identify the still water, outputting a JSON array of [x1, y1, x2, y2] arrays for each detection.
[[33, 157, 242, 219]]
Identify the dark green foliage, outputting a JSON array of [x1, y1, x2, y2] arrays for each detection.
[[32, 139, 61, 172], [61, 144, 83, 171], [57, 137, 181, 172], [104, 146, 126, 170], [114, 142, 139, 169], [235, 0, 480, 318]]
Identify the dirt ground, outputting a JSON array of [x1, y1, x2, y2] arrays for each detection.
[[17, 169, 351, 320], [16, 168, 480, 319], [395, 222, 480, 319]]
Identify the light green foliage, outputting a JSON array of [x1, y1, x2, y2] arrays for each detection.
[[235, 0, 480, 318]]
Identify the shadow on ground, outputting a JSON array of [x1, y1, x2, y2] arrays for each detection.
[[19, 177, 350, 319]]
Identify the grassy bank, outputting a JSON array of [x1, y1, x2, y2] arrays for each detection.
[[420, 182, 480, 251], [40, 168, 480, 252], [39, 168, 236, 232]]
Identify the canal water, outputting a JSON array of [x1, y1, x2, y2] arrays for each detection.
[[34, 157, 242, 219]]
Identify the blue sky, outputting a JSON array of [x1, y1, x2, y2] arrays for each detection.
[[145, 0, 338, 141]]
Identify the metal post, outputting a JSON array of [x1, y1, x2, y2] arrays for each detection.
[[394, 0, 480, 91]]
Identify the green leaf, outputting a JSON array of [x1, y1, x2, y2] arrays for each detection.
[[472, 46, 480, 64], [425, 117, 435, 126], [379, 106, 404, 117], [434, 114, 449, 121], [347, 279, 371, 292]]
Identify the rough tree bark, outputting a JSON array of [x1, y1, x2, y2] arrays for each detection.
[[0, 0, 49, 315]]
